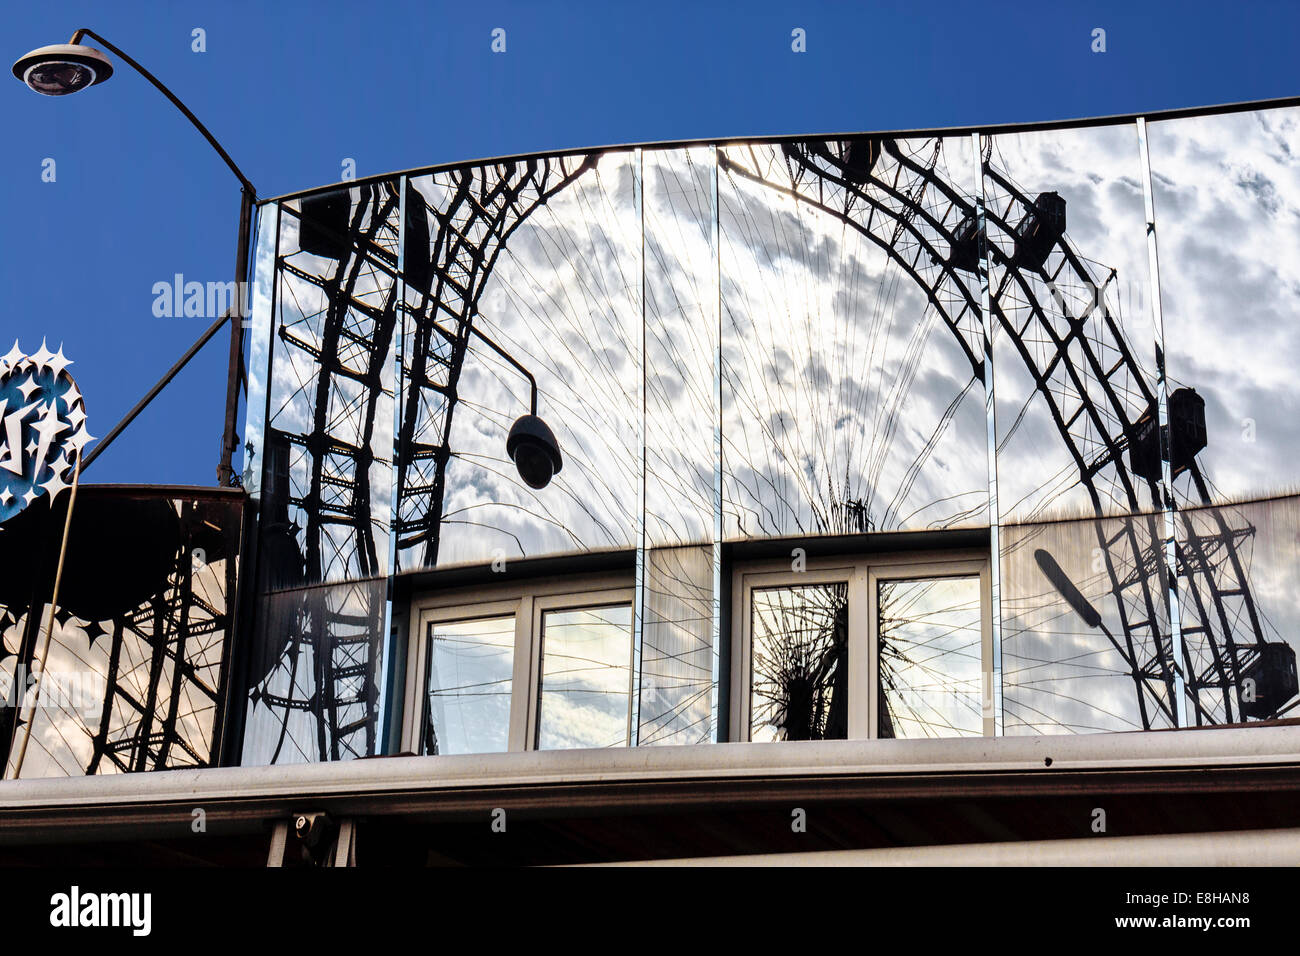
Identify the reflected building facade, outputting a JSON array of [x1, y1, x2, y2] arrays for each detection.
[[4, 99, 1299, 855], [226, 101, 1300, 766]]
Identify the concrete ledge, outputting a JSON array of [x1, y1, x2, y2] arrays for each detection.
[[611, 827, 1300, 866]]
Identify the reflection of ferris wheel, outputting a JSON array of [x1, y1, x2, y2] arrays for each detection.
[[749, 577, 984, 741], [1, 494, 235, 776], [251, 158, 605, 761], [767, 135, 1295, 731], [250, 134, 1295, 762]]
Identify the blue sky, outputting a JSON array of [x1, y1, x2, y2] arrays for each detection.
[[3, 0, 1298, 486]]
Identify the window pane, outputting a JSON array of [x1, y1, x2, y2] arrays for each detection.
[[537, 604, 634, 750], [878, 576, 983, 738], [750, 583, 849, 742], [424, 615, 515, 755]]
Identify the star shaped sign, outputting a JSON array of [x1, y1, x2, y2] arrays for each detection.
[[0, 342, 90, 524]]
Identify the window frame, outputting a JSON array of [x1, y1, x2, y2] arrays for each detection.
[[403, 572, 634, 754], [531, 588, 637, 750], [728, 549, 992, 743], [410, 600, 522, 756]]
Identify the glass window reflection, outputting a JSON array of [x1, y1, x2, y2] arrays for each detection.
[[877, 576, 983, 738], [639, 546, 715, 746], [982, 124, 1159, 523], [423, 615, 515, 755], [536, 604, 634, 750], [1000, 516, 1175, 735], [750, 583, 849, 742], [1148, 107, 1300, 508], [719, 139, 988, 543]]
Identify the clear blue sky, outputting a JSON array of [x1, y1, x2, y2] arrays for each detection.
[[3, 0, 1297, 486]]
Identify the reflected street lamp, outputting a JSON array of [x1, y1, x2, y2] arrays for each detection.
[[1034, 546, 1172, 730], [13, 28, 256, 486], [507, 414, 563, 490], [462, 323, 563, 489], [1033, 548, 1102, 629]]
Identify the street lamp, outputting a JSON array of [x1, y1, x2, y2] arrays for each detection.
[[12, 29, 255, 486], [462, 324, 563, 489], [507, 414, 563, 490], [12, 42, 113, 94]]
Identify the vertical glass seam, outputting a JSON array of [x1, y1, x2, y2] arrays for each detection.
[[631, 150, 646, 747], [1136, 117, 1187, 727], [974, 132, 1004, 736], [710, 144, 724, 743]]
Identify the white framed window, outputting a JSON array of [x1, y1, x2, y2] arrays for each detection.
[[531, 593, 637, 750], [730, 550, 992, 742], [403, 575, 634, 754]]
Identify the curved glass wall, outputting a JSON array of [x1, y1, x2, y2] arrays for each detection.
[[239, 99, 1300, 764]]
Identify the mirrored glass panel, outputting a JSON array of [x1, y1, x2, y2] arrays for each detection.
[[397, 153, 641, 570], [1175, 494, 1300, 725], [536, 603, 634, 749], [242, 183, 405, 766], [262, 181, 402, 585], [639, 545, 714, 745], [1146, 106, 1300, 508], [749, 581, 849, 741], [240, 202, 280, 500], [719, 137, 987, 541], [1000, 512, 1175, 735], [983, 124, 1160, 522], [639, 148, 720, 746], [240, 576, 387, 765], [877, 575, 983, 738], [423, 615, 515, 755], [644, 146, 717, 547]]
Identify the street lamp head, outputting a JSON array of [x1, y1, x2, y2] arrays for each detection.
[[13, 43, 113, 95], [506, 414, 563, 490]]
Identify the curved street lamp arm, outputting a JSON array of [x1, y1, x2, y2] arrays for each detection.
[[466, 323, 538, 416], [70, 28, 256, 196], [70, 27, 256, 485]]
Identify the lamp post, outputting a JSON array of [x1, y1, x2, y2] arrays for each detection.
[[462, 323, 563, 489], [13, 29, 255, 486]]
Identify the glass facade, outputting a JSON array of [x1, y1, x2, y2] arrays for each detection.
[[234, 100, 1300, 765]]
